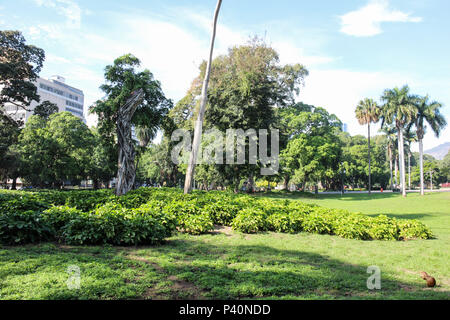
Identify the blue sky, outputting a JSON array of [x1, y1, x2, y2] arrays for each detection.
[[1, 0, 449, 150]]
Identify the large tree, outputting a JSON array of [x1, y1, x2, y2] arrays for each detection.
[[355, 98, 380, 194], [33, 100, 58, 120], [381, 85, 416, 197], [410, 95, 446, 195], [90, 54, 171, 196], [0, 30, 44, 122], [279, 103, 341, 190], [17, 112, 93, 188], [174, 38, 308, 192]]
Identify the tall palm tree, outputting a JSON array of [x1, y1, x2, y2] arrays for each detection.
[[355, 98, 380, 195], [381, 85, 416, 197], [184, 0, 222, 194], [380, 125, 397, 190], [410, 95, 446, 195]]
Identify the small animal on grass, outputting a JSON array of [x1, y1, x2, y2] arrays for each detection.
[[420, 271, 436, 287]]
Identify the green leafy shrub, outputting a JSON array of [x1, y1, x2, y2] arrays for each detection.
[[231, 208, 267, 233], [203, 201, 238, 226], [331, 212, 371, 240], [0, 194, 48, 213], [397, 219, 433, 240], [42, 206, 85, 240], [65, 202, 178, 245], [288, 211, 306, 233], [0, 188, 434, 243], [179, 212, 214, 235], [0, 210, 52, 244], [267, 213, 293, 233], [367, 215, 400, 240], [302, 208, 335, 235]]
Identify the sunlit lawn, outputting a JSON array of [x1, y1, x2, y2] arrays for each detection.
[[1, 192, 449, 300]]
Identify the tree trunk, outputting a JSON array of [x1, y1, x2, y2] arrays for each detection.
[[408, 152, 411, 190], [368, 123, 371, 195], [116, 89, 144, 196], [430, 171, 433, 191], [419, 138, 425, 196], [93, 179, 99, 190], [283, 175, 290, 190], [394, 155, 398, 187], [184, 0, 222, 194], [388, 145, 393, 190], [11, 177, 17, 190], [398, 128, 407, 197], [248, 173, 255, 193]]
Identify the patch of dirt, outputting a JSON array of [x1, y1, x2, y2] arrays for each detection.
[[399, 284, 414, 292], [212, 225, 234, 236], [127, 253, 208, 300]]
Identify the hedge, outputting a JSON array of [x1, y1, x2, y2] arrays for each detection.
[[0, 188, 433, 245]]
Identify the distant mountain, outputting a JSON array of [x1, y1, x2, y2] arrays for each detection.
[[425, 142, 450, 160]]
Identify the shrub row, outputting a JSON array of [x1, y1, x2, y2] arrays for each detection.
[[230, 206, 432, 241], [0, 188, 433, 244], [0, 202, 177, 245]]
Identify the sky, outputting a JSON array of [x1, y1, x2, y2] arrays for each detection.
[[1, 0, 449, 151]]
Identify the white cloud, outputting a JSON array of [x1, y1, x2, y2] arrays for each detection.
[[33, 0, 82, 28], [28, 4, 446, 149], [300, 68, 450, 151], [339, 0, 422, 37], [300, 68, 402, 135]]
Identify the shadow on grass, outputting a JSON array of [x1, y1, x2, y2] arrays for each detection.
[[366, 213, 437, 220], [129, 238, 449, 300], [2, 239, 448, 300]]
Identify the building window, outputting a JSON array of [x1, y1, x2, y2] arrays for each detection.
[[65, 107, 84, 117], [39, 83, 81, 102], [66, 100, 83, 110]]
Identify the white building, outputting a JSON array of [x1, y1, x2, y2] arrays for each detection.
[[342, 123, 348, 133], [4, 75, 85, 123]]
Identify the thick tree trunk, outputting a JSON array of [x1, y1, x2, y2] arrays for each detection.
[[116, 89, 144, 196], [419, 138, 425, 196], [398, 129, 407, 197], [11, 177, 17, 190], [184, 0, 222, 194], [368, 123, 371, 195]]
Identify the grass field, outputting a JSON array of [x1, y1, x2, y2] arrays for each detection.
[[0, 192, 449, 300]]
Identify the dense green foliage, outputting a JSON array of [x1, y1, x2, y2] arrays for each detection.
[[0, 188, 433, 245], [1, 192, 448, 300], [0, 30, 44, 121], [16, 113, 94, 188]]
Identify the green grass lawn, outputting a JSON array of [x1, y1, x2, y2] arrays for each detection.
[[1, 192, 449, 300]]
